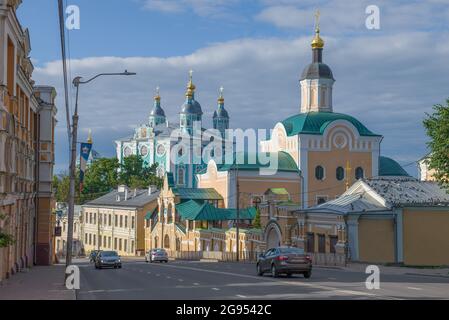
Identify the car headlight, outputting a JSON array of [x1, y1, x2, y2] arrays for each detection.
[[117, 259, 121, 263], [100, 260, 104, 263]]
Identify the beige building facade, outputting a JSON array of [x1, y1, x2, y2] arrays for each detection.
[[0, 0, 57, 282], [82, 186, 159, 256]]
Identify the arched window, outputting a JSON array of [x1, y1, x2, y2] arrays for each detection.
[[315, 165, 325, 180], [355, 167, 364, 180], [178, 167, 185, 185], [336, 166, 345, 181]]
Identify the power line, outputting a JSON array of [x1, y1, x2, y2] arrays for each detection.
[[57, 0, 72, 153]]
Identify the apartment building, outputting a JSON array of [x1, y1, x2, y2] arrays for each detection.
[[0, 0, 57, 281]]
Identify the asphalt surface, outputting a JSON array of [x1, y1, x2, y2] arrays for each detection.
[[75, 258, 449, 300]]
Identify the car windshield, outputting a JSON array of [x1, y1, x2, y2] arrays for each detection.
[[101, 251, 118, 257], [155, 249, 166, 253], [279, 247, 305, 254]]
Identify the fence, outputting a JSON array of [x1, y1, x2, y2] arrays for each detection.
[[166, 250, 346, 266], [166, 250, 260, 262]]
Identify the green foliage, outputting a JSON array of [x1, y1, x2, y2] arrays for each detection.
[[118, 155, 163, 189], [423, 99, 449, 191], [253, 208, 262, 228], [82, 158, 119, 195], [0, 232, 15, 248]]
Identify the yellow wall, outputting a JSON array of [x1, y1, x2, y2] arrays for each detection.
[[307, 126, 373, 206], [358, 218, 395, 263], [403, 208, 449, 266]]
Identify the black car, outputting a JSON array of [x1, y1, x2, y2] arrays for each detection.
[[95, 250, 122, 269], [256, 247, 312, 278]]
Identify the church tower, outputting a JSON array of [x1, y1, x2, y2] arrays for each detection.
[[149, 87, 166, 127], [213, 86, 229, 138], [300, 11, 335, 113], [180, 70, 203, 134]]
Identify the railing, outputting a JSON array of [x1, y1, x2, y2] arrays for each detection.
[[166, 250, 261, 262], [307, 252, 347, 267]]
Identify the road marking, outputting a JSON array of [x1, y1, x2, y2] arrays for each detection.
[[212, 288, 220, 291], [407, 286, 422, 291], [193, 282, 200, 286], [166, 276, 171, 279], [236, 294, 246, 298], [178, 279, 184, 282], [147, 272, 151, 274], [152, 262, 379, 298], [156, 274, 160, 277], [328, 277, 337, 280]]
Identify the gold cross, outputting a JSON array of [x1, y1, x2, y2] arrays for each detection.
[[345, 160, 352, 190], [314, 9, 320, 32]]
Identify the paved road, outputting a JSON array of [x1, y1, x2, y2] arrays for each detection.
[[75, 258, 449, 300]]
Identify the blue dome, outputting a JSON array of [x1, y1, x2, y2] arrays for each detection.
[[150, 105, 166, 117], [300, 62, 334, 81], [213, 108, 229, 119], [181, 99, 203, 115]]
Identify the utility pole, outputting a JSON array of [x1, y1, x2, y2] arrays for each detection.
[[65, 71, 136, 272], [236, 162, 240, 262]]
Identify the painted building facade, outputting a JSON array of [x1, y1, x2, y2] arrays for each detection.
[[0, 0, 57, 282], [54, 203, 83, 257], [81, 186, 159, 256], [260, 23, 383, 208], [115, 75, 230, 189]]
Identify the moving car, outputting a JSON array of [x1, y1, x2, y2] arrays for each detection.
[[256, 247, 312, 278], [89, 250, 101, 263], [145, 248, 168, 263], [95, 250, 122, 269]]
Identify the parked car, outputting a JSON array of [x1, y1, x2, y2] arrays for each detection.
[[145, 248, 168, 263], [256, 247, 312, 278], [95, 250, 122, 269], [89, 250, 101, 263]]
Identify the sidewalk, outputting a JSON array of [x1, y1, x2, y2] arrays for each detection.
[[0, 264, 76, 300], [342, 263, 449, 279]]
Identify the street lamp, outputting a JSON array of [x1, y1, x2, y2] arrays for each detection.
[[65, 71, 136, 269]]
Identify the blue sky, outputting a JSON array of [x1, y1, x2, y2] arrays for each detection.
[[17, 0, 449, 176]]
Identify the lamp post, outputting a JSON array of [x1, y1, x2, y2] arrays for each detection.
[[65, 71, 136, 270]]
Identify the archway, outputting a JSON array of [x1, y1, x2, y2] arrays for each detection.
[[164, 234, 170, 249], [266, 224, 282, 249]]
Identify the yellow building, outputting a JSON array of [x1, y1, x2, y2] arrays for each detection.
[[0, 0, 57, 282], [260, 20, 383, 208], [81, 186, 159, 256], [260, 169, 449, 267], [147, 173, 264, 260]]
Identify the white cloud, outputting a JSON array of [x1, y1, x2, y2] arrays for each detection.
[[142, 0, 240, 17], [35, 27, 449, 175]]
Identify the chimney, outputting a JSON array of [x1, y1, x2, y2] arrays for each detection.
[[133, 188, 137, 198], [148, 185, 157, 195], [116, 194, 121, 202], [124, 188, 128, 200]]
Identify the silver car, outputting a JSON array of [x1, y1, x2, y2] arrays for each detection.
[[145, 248, 168, 263], [95, 250, 122, 269]]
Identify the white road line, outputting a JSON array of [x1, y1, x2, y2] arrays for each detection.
[[193, 282, 200, 286], [407, 286, 422, 291], [166, 276, 171, 279], [147, 272, 151, 274], [154, 263, 379, 298], [178, 279, 184, 282], [236, 294, 246, 298], [212, 288, 220, 291]]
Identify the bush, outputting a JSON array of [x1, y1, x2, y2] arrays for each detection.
[[0, 232, 15, 248]]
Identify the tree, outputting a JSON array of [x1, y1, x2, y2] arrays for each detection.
[[118, 155, 162, 189], [82, 157, 119, 196], [423, 99, 449, 191], [253, 208, 262, 229]]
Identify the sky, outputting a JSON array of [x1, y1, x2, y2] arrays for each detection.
[[16, 0, 449, 176]]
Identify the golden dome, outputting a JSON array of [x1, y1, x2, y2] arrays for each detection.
[[217, 86, 224, 104], [311, 28, 324, 49], [154, 86, 161, 101], [185, 69, 196, 97]]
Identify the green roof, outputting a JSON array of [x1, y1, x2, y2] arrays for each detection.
[[173, 188, 223, 200], [379, 156, 410, 177], [281, 112, 381, 137], [175, 200, 256, 221], [208, 151, 299, 173], [144, 207, 158, 220], [267, 188, 289, 195]]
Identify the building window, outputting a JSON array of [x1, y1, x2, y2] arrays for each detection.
[[89, 233, 92, 245], [108, 237, 112, 248], [306, 233, 315, 253], [104, 236, 107, 248], [89, 213, 92, 224], [119, 239, 122, 251], [93, 213, 96, 225], [329, 236, 338, 254], [115, 215, 118, 227], [315, 165, 325, 181], [85, 233, 88, 243], [120, 216, 123, 228], [124, 240, 128, 252], [131, 216, 135, 229], [125, 216, 128, 228], [114, 238, 117, 250], [178, 167, 185, 185], [131, 241, 135, 254], [93, 235, 96, 246], [108, 214, 112, 226], [355, 167, 364, 180], [317, 196, 328, 205], [318, 234, 326, 253], [336, 166, 345, 181]]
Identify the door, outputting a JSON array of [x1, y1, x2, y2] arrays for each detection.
[[260, 248, 273, 271]]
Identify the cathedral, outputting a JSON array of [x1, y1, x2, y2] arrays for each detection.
[[115, 72, 230, 188]]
